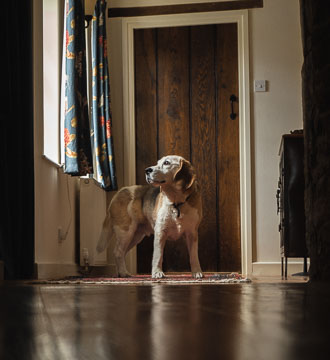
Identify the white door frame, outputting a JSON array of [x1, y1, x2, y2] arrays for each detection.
[[120, 10, 252, 276]]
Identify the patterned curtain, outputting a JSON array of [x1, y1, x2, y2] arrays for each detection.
[[64, 0, 93, 175], [91, 0, 118, 191]]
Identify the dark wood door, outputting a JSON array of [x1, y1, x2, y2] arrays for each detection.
[[134, 24, 240, 273]]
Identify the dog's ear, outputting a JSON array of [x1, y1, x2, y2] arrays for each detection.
[[174, 159, 196, 190]]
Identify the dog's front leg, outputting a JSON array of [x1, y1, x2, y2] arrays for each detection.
[[185, 232, 203, 279], [152, 231, 166, 279]]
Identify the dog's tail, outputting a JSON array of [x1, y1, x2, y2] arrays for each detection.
[[96, 212, 113, 253]]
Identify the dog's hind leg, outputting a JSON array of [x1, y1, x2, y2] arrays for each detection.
[[113, 232, 133, 277], [96, 213, 113, 253], [113, 224, 143, 277], [127, 229, 147, 253], [114, 226, 147, 277]]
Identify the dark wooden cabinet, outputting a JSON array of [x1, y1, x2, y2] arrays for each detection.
[[277, 133, 308, 278]]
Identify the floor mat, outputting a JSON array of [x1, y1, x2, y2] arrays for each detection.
[[31, 273, 252, 285]]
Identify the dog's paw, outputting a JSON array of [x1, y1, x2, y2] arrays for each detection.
[[152, 271, 165, 279], [192, 272, 203, 279]]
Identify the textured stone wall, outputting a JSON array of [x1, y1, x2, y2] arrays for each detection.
[[300, 0, 330, 281]]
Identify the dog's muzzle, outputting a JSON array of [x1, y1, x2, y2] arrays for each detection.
[[145, 167, 154, 184], [145, 167, 165, 184], [145, 167, 153, 175]]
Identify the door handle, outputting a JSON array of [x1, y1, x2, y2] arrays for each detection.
[[230, 94, 237, 120]]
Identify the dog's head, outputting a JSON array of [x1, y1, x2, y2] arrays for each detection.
[[145, 155, 196, 190]]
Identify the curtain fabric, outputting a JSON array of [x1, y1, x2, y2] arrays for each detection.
[[64, 0, 93, 175], [91, 0, 118, 191]]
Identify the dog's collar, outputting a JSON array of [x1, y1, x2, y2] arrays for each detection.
[[172, 194, 192, 218], [172, 202, 184, 218]]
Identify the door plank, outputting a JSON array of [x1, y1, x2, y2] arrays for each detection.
[[216, 23, 241, 271], [157, 27, 190, 160], [134, 28, 158, 274], [157, 27, 191, 271], [190, 25, 218, 271], [134, 28, 158, 185]]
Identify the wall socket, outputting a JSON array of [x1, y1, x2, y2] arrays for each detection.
[[254, 80, 267, 92], [58, 227, 66, 242]]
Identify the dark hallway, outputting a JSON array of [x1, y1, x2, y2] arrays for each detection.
[[1, 1, 330, 359]]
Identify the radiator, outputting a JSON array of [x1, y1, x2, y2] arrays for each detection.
[[79, 178, 108, 267]]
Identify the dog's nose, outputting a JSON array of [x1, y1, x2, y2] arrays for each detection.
[[145, 167, 153, 175]]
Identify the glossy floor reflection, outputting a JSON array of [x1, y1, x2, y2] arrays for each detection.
[[1, 281, 330, 360]]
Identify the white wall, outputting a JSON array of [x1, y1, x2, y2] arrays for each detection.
[[33, 0, 304, 278], [249, 0, 303, 273], [34, 1, 81, 278]]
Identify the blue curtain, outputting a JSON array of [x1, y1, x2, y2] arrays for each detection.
[[64, 0, 93, 175], [91, 0, 118, 191]]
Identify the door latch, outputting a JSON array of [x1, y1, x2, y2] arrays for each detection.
[[230, 94, 237, 120]]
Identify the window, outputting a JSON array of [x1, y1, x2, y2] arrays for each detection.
[[42, 0, 65, 166]]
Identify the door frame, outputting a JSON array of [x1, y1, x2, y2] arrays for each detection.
[[120, 10, 252, 276]]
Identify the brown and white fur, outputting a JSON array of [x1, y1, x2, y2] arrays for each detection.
[[96, 155, 203, 279]]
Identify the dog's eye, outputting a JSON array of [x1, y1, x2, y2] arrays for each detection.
[[163, 160, 170, 166]]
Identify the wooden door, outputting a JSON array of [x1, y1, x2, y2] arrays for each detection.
[[134, 24, 240, 273]]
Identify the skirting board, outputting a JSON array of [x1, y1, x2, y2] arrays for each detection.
[[252, 261, 310, 277], [35, 263, 117, 280]]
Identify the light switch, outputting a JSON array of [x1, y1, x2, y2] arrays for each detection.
[[254, 80, 267, 92]]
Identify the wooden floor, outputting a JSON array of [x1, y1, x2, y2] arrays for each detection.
[[1, 277, 330, 360]]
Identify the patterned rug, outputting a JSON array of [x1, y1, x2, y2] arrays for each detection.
[[32, 273, 251, 285]]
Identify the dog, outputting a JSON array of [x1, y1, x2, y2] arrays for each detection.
[[96, 155, 203, 279]]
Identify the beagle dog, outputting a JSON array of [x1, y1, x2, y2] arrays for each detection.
[[96, 155, 203, 279]]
